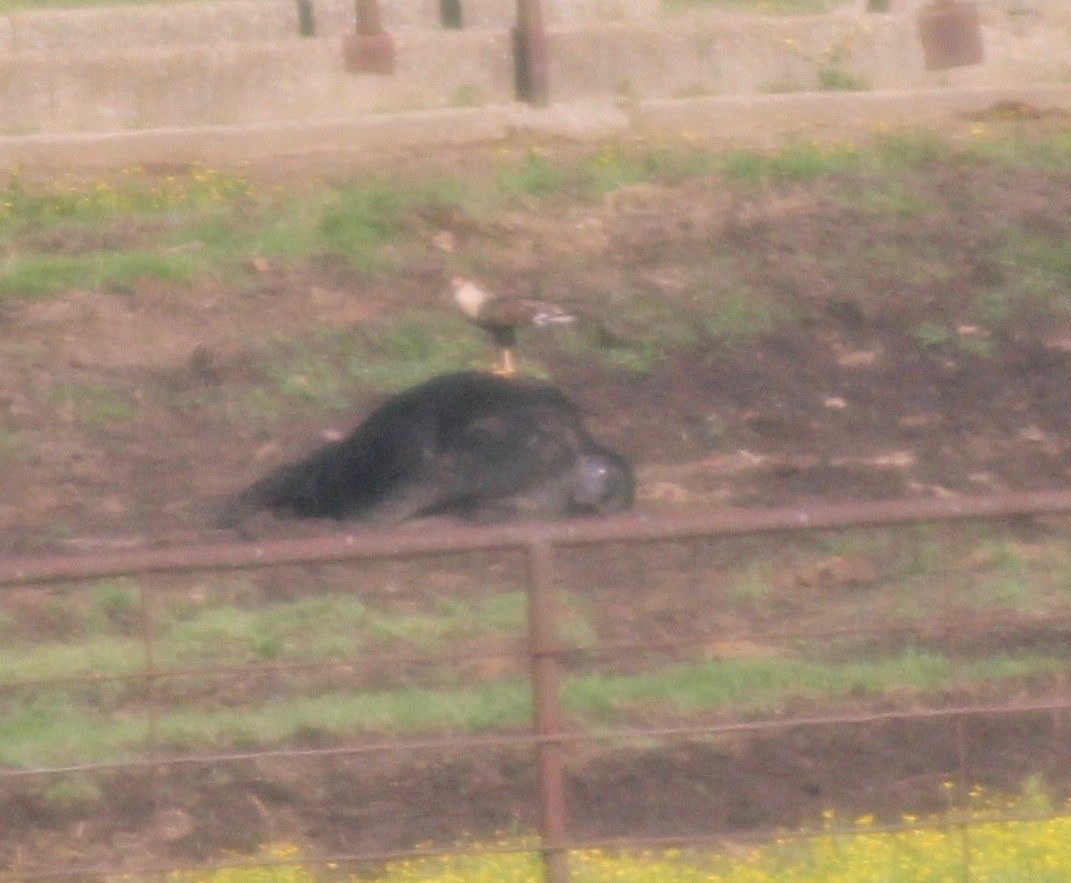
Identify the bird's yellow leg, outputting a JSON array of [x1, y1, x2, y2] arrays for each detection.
[[493, 348, 516, 377], [490, 347, 514, 375]]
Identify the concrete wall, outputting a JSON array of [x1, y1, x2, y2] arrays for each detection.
[[5, 1, 302, 52], [546, 14, 927, 102], [0, 0, 660, 52], [2, 29, 514, 134], [0, 0, 1068, 136]]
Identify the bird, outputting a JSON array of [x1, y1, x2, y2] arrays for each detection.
[[450, 276, 576, 376], [216, 370, 633, 529]]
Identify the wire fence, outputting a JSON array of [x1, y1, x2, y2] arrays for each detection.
[[3, 489, 1071, 881]]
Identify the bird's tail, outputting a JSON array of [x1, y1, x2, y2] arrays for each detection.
[[530, 302, 576, 328]]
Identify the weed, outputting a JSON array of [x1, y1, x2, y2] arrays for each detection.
[[912, 320, 953, 349], [875, 129, 946, 168], [992, 228, 1071, 307], [725, 570, 774, 606], [0, 429, 18, 461], [962, 126, 1071, 172], [704, 287, 777, 341], [892, 529, 943, 579], [817, 66, 868, 92], [765, 80, 808, 94], [838, 181, 932, 219], [580, 145, 650, 195], [168, 783, 1071, 880], [721, 140, 862, 185], [449, 84, 486, 108], [0, 165, 251, 231], [48, 384, 136, 425], [497, 150, 565, 198], [91, 581, 139, 629], [41, 773, 105, 812], [570, 331, 665, 375], [317, 183, 408, 270], [259, 317, 486, 408]]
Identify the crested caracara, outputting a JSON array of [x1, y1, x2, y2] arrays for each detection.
[[451, 276, 575, 376], [216, 370, 633, 528]]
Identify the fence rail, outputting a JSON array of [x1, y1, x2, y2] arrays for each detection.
[[3, 488, 1071, 881]]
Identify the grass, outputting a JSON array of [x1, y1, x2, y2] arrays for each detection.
[[8, 127, 1071, 768], [0, 169, 462, 301], [167, 784, 1071, 881], [5, 524, 1071, 768], [990, 227, 1071, 309], [962, 124, 1071, 172], [0, 428, 19, 461], [47, 383, 136, 425], [1, 645, 1064, 767], [255, 316, 488, 405], [720, 139, 864, 185], [2, 128, 1066, 383], [0, 588, 541, 679]]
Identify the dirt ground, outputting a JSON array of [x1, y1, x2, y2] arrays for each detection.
[[3, 117, 1071, 873]]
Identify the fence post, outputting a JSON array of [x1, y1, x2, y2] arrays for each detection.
[[514, 0, 550, 105], [527, 539, 569, 883]]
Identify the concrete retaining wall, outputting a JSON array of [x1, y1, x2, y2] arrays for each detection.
[[3, 29, 514, 134], [0, 0, 1068, 136], [547, 14, 929, 101], [0, 0, 659, 52]]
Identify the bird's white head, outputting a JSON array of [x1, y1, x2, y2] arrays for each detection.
[[451, 276, 490, 319]]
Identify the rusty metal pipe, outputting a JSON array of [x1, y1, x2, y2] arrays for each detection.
[[5, 489, 1071, 588], [515, 0, 550, 105], [527, 540, 570, 882]]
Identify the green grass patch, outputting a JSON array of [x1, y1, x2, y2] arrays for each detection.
[[816, 66, 868, 92], [989, 227, 1071, 309], [0, 428, 19, 462], [7, 128, 1068, 308], [874, 129, 947, 169], [47, 383, 136, 425], [0, 165, 252, 230], [836, 180, 933, 219], [315, 184, 411, 271], [0, 589, 549, 683], [721, 139, 863, 185], [254, 315, 488, 408], [496, 150, 567, 199], [704, 286, 778, 340], [0, 249, 200, 300], [961, 125, 1071, 172], [2, 647, 1064, 767]]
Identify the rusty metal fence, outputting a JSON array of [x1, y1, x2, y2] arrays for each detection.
[[4, 489, 1071, 881]]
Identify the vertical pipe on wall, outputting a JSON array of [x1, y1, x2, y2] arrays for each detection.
[[515, 0, 551, 105]]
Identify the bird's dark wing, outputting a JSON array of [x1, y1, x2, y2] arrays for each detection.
[[479, 295, 575, 330]]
